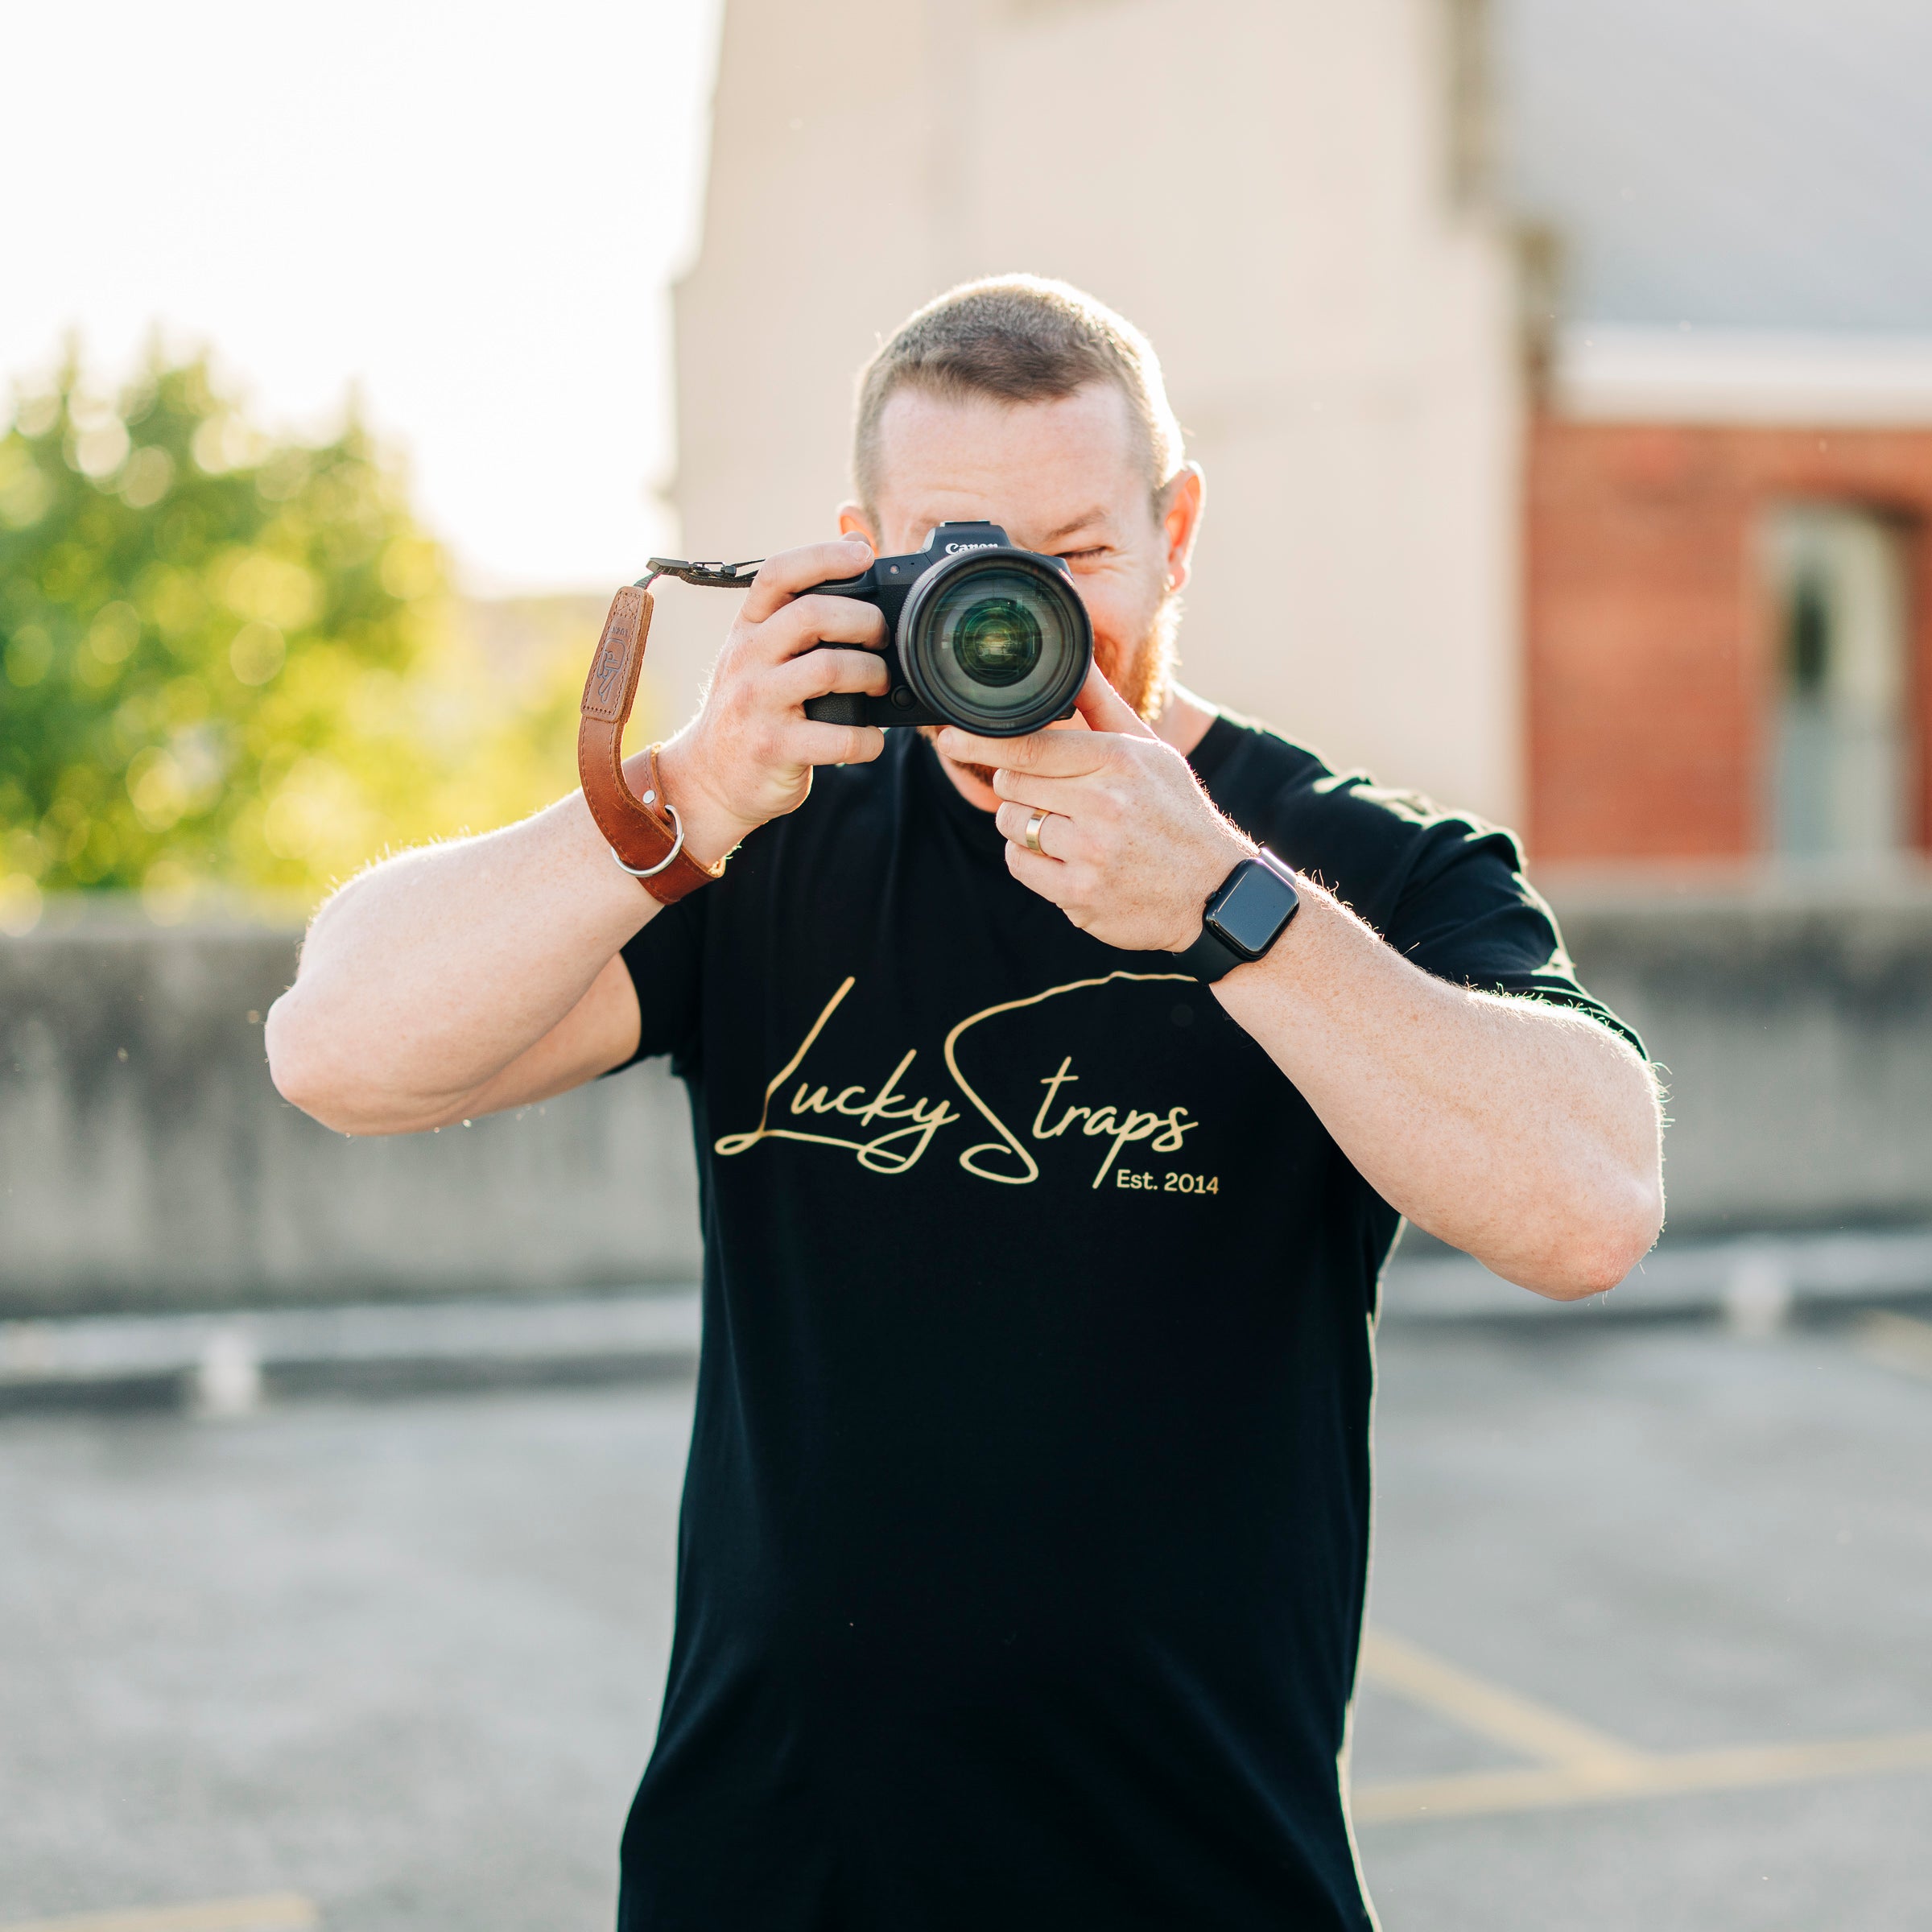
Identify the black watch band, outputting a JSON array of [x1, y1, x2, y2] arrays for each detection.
[[1174, 848, 1301, 983], [1174, 921, 1248, 983]]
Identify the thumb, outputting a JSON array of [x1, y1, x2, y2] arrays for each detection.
[[1072, 659, 1157, 739]]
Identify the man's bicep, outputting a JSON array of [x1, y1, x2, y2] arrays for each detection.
[[1472, 984, 1652, 1070], [1386, 824, 1646, 1061], [471, 887, 708, 1117], [615, 894, 708, 1068], [464, 954, 643, 1116]]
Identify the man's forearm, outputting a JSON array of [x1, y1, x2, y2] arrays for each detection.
[[266, 784, 657, 1134], [1214, 881, 1664, 1299]]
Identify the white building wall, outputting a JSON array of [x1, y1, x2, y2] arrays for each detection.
[[654, 0, 1523, 824]]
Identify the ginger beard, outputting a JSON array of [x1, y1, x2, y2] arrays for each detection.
[[926, 586, 1179, 791]]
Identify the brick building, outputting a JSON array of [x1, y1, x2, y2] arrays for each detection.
[[1509, 1, 1932, 867], [1527, 364, 1932, 864]]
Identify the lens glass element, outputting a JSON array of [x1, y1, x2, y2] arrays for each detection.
[[952, 597, 1042, 687], [907, 556, 1090, 734]]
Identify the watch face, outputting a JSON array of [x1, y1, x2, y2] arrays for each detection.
[[1208, 857, 1299, 959]]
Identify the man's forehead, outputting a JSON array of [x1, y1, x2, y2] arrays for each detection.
[[870, 381, 1143, 541]]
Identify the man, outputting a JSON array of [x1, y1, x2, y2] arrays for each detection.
[[269, 276, 1662, 1929]]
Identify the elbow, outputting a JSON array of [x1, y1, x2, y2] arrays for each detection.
[[266, 990, 444, 1137], [1529, 1170, 1666, 1302], [264, 990, 352, 1130]]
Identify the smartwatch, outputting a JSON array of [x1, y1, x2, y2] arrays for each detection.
[[1174, 848, 1301, 983]]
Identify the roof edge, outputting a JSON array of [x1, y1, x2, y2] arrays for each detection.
[[1554, 326, 1932, 427]]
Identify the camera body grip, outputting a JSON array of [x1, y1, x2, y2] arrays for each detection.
[[801, 572, 935, 729], [803, 689, 879, 729]]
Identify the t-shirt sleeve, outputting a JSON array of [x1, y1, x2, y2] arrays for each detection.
[[1373, 807, 1645, 1059], [608, 892, 708, 1074]]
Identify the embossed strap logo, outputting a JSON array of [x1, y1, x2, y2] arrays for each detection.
[[581, 587, 645, 724]]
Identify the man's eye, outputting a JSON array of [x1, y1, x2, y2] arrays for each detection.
[[1059, 547, 1108, 565]]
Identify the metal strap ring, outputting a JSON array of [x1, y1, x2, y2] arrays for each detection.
[[611, 801, 688, 879], [1023, 809, 1054, 856]]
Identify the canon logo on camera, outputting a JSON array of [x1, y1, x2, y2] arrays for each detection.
[[943, 542, 1001, 554]]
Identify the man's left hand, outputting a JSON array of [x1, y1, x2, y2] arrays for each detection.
[[936, 670, 1255, 954]]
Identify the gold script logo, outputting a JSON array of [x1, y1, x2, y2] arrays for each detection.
[[715, 970, 1201, 1189]]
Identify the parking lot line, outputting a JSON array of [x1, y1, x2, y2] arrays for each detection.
[[1359, 1629, 1646, 1777], [0, 1896, 319, 1932], [1856, 1310, 1932, 1381], [1356, 1630, 1932, 1824]]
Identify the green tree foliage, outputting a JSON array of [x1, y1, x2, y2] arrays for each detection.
[[0, 348, 588, 930]]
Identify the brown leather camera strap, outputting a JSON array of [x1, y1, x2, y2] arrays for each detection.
[[577, 583, 724, 905]]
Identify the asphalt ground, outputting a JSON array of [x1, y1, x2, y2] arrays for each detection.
[[3, 1309, 1930, 1930]]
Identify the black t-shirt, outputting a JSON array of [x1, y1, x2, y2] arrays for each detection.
[[613, 716, 1637, 1931]]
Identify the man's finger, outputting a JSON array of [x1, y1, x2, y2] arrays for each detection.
[[772, 645, 891, 707], [988, 769, 1080, 811], [738, 538, 875, 625], [750, 592, 887, 665], [1003, 840, 1072, 903], [1071, 661, 1158, 739], [789, 720, 886, 767], [935, 724, 1111, 778], [993, 799, 1071, 859]]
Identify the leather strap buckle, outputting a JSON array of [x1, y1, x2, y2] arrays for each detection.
[[610, 801, 687, 879]]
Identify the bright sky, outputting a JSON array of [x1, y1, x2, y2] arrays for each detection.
[[2, 0, 722, 593]]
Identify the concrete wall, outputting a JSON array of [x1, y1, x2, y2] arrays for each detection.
[[1554, 877, 1932, 1236], [650, 0, 1526, 826], [4, 882, 1928, 1315], [0, 918, 700, 1319]]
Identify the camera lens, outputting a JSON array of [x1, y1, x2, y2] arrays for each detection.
[[900, 552, 1092, 736], [952, 597, 1042, 687]]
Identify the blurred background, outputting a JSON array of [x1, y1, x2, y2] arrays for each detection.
[[3, 2, 1930, 1928]]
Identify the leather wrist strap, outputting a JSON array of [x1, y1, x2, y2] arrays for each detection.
[[577, 584, 725, 905]]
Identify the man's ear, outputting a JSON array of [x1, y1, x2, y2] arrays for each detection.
[[838, 502, 879, 547], [1162, 464, 1206, 593]]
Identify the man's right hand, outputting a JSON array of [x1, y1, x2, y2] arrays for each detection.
[[654, 537, 890, 867]]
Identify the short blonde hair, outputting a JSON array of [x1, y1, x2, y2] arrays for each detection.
[[853, 275, 1185, 515]]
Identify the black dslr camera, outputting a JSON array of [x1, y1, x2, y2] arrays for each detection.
[[799, 522, 1093, 738]]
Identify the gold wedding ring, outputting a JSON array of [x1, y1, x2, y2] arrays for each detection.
[[1023, 809, 1053, 855]]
